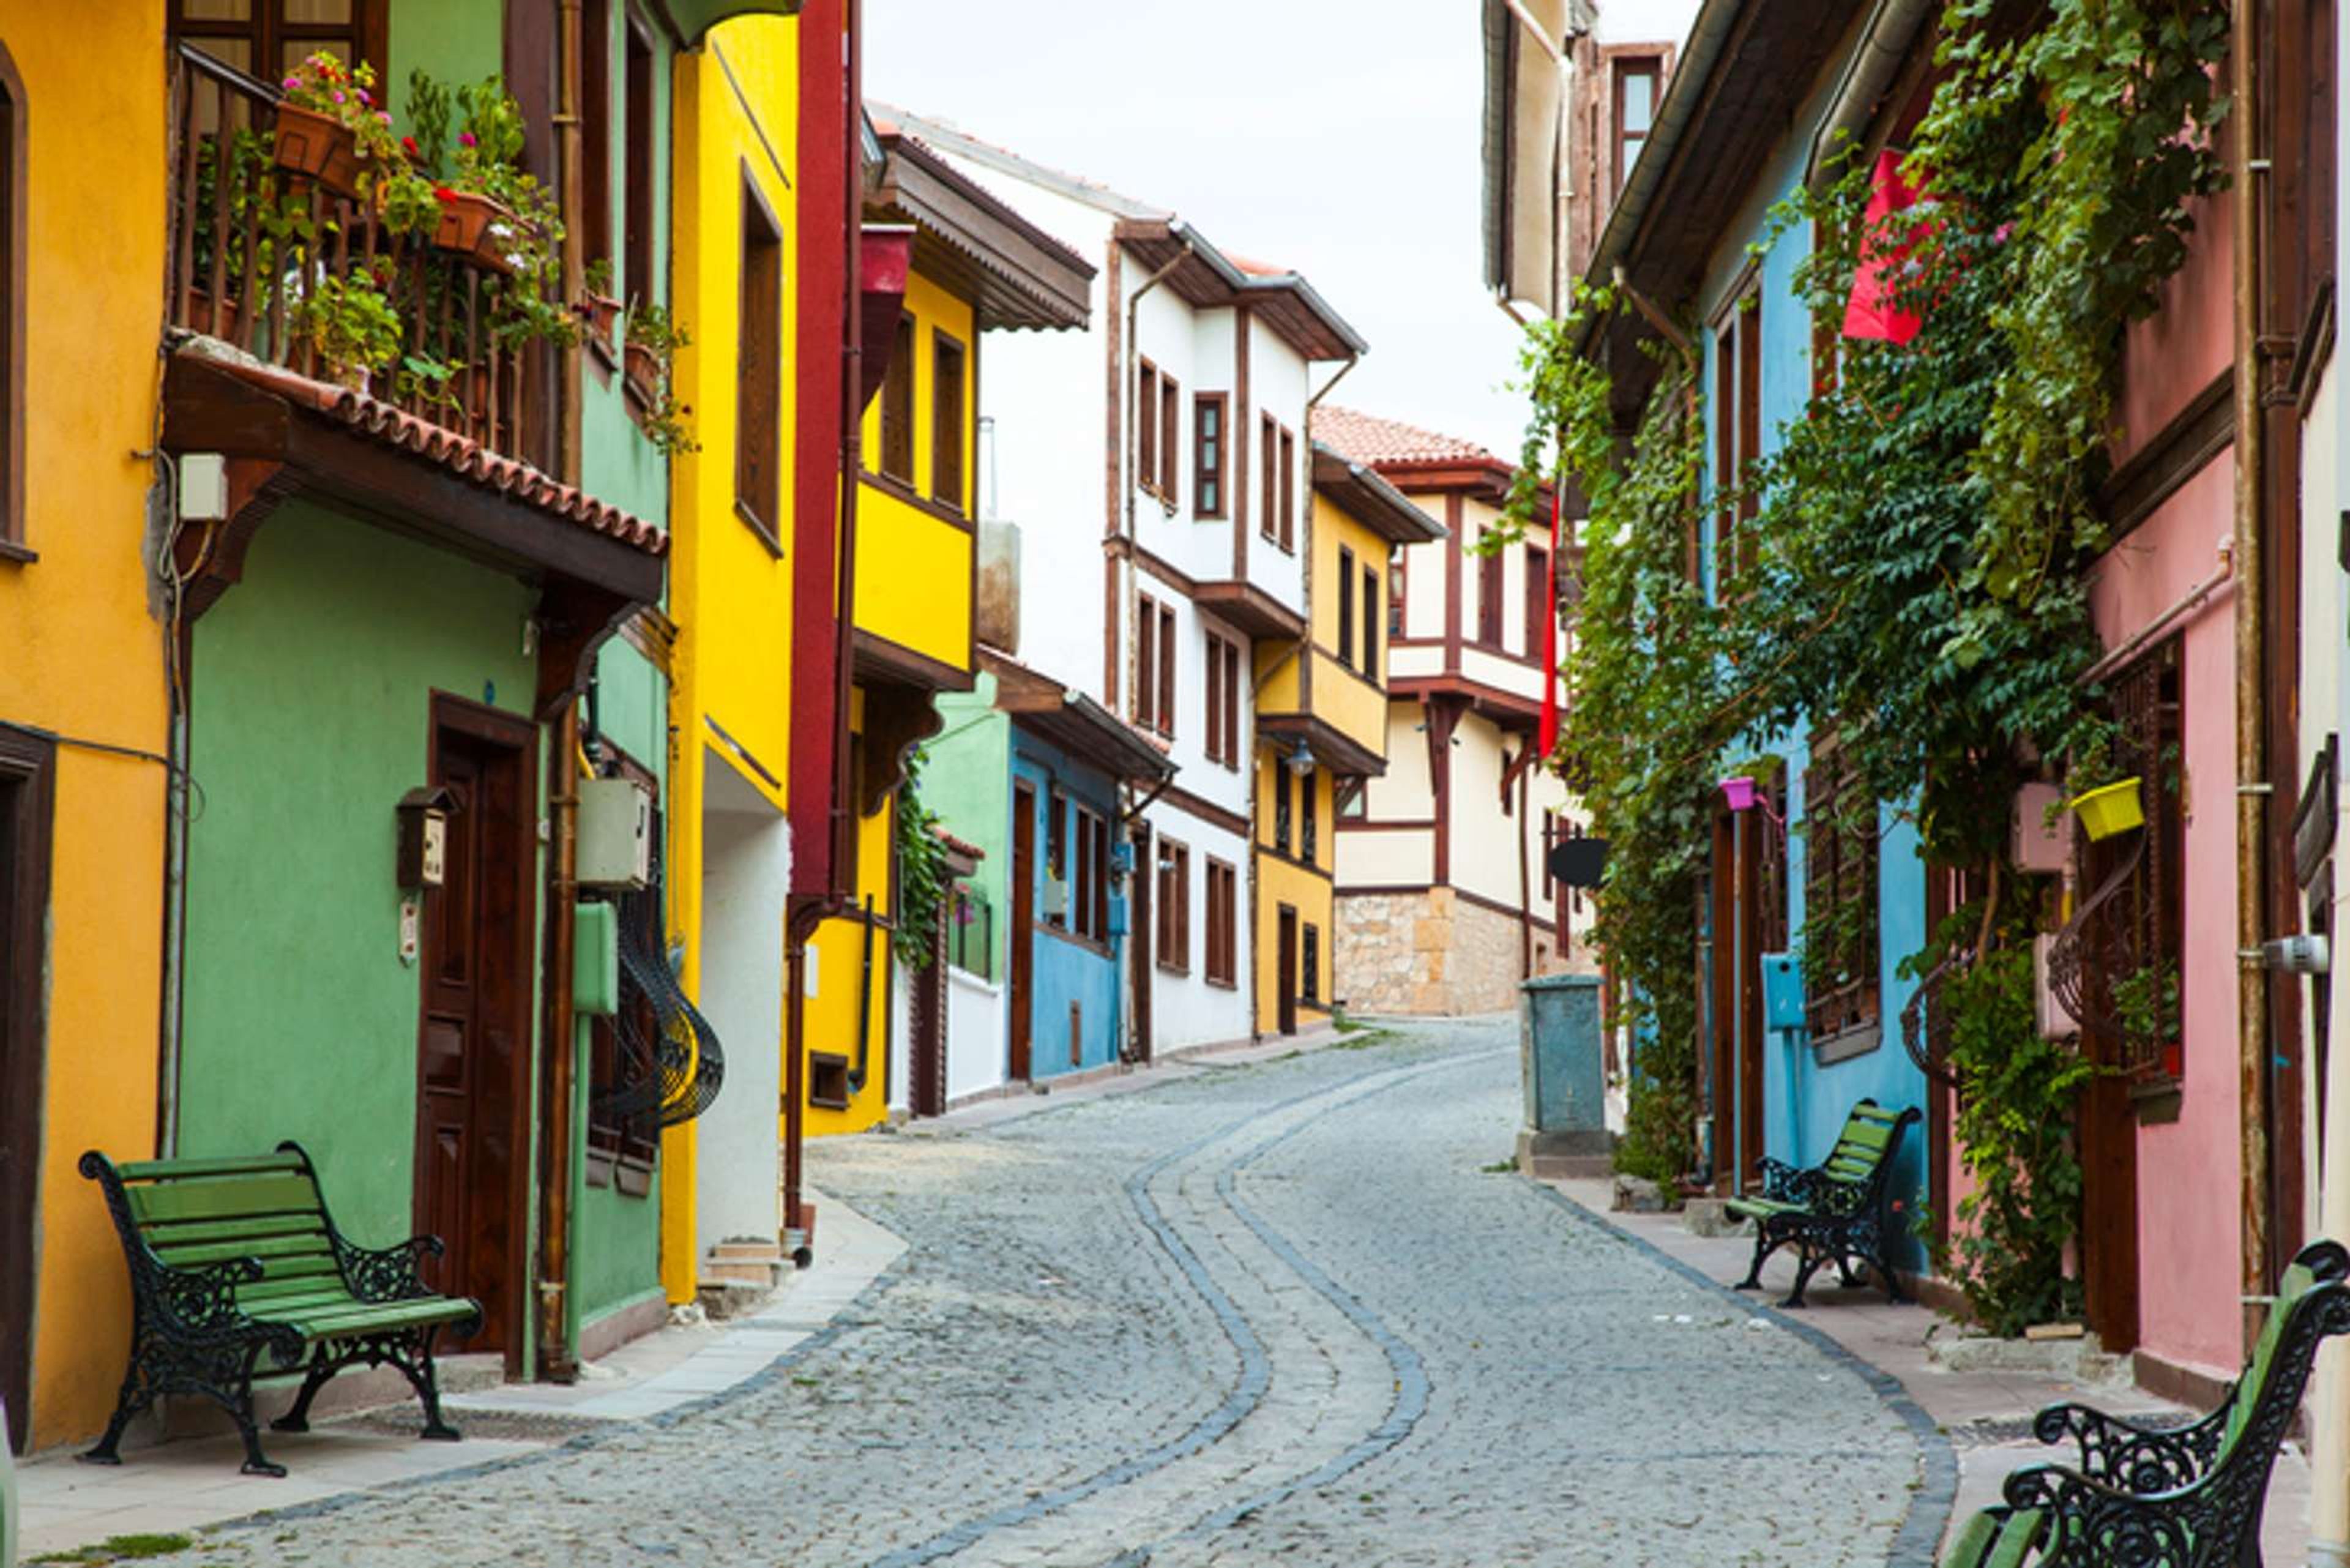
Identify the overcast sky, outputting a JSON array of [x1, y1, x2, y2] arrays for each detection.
[[865, 0, 1530, 461]]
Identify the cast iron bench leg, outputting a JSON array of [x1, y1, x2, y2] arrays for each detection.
[[1734, 1222, 1776, 1291], [232, 1344, 285, 1478], [389, 1326, 462, 1442], [270, 1356, 339, 1435]]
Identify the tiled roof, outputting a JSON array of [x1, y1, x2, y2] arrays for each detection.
[[1313, 406, 1505, 472], [195, 350, 668, 556]]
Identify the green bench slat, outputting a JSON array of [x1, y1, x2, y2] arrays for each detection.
[[1941, 1510, 2001, 1568], [114, 1152, 307, 1182], [141, 1212, 329, 1245], [1985, 1509, 2044, 1568], [1840, 1119, 1894, 1151], [235, 1283, 363, 1316], [125, 1174, 324, 1225], [270, 1297, 476, 1338], [1725, 1198, 1805, 1217], [2220, 1258, 2321, 1459], [154, 1231, 335, 1268]]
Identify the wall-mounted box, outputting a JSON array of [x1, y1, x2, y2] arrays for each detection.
[[578, 777, 652, 889], [2013, 782, 2067, 874], [1760, 952, 1804, 1032], [396, 786, 456, 889], [574, 899, 619, 1016]]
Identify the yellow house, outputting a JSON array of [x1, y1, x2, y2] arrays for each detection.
[[802, 121, 1094, 1135], [659, 15, 801, 1300], [0, 9, 173, 1452], [1252, 443, 1444, 1036]]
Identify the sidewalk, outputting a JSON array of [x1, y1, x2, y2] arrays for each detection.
[[10, 1187, 903, 1560], [1537, 1174, 2313, 1564]]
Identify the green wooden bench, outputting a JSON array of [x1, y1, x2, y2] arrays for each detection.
[[1727, 1097, 1919, 1307], [1935, 1238, 2350, 1566], [80, 1141, 482, 1477]]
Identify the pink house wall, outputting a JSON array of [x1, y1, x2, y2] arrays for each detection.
[[2086, 452, 2242, 1380], [2114, 191, 2233, 464]]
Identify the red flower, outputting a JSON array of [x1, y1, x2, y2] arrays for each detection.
[[433, 185, 458, 204], [401, 135, 419, 157]]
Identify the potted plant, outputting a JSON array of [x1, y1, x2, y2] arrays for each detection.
[[2067, 777, 2144, 840], [275, 51, 397, 200], [296, 264, 403, 392], [623, 299, 688, 393], [2112, 959, 2182, 1079], [578, 257, 623, 345]]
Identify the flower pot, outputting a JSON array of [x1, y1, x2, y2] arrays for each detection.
[[578, 293, 622, 346], [1720, 776, 1761, 813], [431, 191, 514, 271], [188, 289, 241, 345], [624, 339, 662, 390], [2068, 777, 2145, 841], [272, 103, 363, 199]]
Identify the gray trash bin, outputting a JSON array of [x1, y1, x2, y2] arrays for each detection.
[[1518, 974, 1613, 1177]]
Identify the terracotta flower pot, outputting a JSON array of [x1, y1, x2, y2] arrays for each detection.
[[431, 190, 515, 274], [272, 103, 363, 199], [624, 339, 661, 390], [578, 293, 622, 346], [188, 289, 241, 345]]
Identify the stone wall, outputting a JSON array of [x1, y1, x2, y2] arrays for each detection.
[[1337, 887, 1583, 1016]]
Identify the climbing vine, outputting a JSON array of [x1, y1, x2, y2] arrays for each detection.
[[893, 749, 953, 969], [1498, 0, 2232, 1220]]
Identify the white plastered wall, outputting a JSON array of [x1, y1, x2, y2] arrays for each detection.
[[695, 750, 789, 1255]]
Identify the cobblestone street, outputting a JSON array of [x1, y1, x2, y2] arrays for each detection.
[[121, 1021, 1930, 1566]]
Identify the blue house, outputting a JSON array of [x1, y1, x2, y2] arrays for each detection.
[[1559, 0, 1934, 1271]]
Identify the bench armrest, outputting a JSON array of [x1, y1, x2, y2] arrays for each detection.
[[143, 1253, 267, 1335], [2001, 1454, 2214, 1558], [2030, 1400, 2226, 1493], [1753, 1159, 1817, 1204], [331, 1233, 444, 1304]]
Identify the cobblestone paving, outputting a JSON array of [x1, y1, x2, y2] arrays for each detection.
[[146, 1019, 1925, 1566]]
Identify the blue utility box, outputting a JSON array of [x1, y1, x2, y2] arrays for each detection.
[[1518, 973, 1613, 1176]]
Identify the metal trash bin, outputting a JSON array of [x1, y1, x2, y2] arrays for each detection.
[[1518, 974, 1613, 1177]]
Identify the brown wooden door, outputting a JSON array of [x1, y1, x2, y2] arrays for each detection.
[[909, 914, 945, 1118], [1277, 905, 1298, 1036], [1734, 812, 1766, 1192], [414, 700, 535, 1361], [1009, 782, 1035, 1082], [0, 726, 54, 1454], [1707, 808, 1738, 1193]]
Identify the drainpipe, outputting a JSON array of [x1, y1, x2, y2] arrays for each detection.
[[536, 704, 582, 1381], [2228, 0, 2271, 1356], [782, 0, 864, 1253], [2318, 0, 2350, 1542], [1306, 354, 1359, 417]]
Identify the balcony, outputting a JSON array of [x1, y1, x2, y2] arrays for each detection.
[[168, 45, 551, 472]]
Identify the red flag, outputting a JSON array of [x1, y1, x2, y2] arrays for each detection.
[[1842, 149, 1924, 345], [1539, 482, 1562, 760]]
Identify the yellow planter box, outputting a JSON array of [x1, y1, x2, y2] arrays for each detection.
[[2068, 777, 2145, 841]]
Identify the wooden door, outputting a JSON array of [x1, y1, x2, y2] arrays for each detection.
[[1277, 905, 1298, 1036], [0, 726, 53, 1454], [1707, 807, 1738, 1193], [909, 913, 945, 1118], [1734, 812, 1766, 1192], [414, 700, 535, 1362], [1009, 782, 1035, 1082]]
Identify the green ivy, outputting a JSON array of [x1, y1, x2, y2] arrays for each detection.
[[892, 749, 953, 970]]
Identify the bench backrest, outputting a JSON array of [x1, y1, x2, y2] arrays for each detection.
[[2214, 1240, 2350, 1470], [1818, 1099, 1913, 1190], [85, 1147, 354, 1312]]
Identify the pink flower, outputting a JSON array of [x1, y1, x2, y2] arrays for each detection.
[[459, 132, 476, 147], [332, 89, 346, 103], [378, 111, 392, 124], [283, 76, 301, 91]]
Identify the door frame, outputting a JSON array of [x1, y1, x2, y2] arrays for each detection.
[[0, 723, 54, 1455], [417, 693, 538, 1373], [1009, 779, 1035, 1083], [1276, 903, 1298, 1037]]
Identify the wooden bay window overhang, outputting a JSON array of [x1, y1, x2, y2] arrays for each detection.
[[1255, 712, 1386, 780], [982, 648, 1179, 788], [1193, 581, 1306, 643], [162, 349, 668, 720], [1310, 446, 1449, 547], [662, 0, 802, 44], [868, 129, 1095, 334]]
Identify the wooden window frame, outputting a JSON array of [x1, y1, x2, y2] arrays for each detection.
[[932, 329, 967, 513], [1259, 414, 1279, 543], [1193, 392, 1227, 518], [168, 0, 384, 84], [1388, 553, 1405, 637], [1274, 761, 1293, 856], [1278, 425, 1297, 553], [0, 45, 21, 559], [1714, 284, 1763, 589], [1136, 592, 1159, 731], [1156, 599, 1177, 740], [878, 312, 916, 484], [1362, 563, 1380, 678], [1337, 545, 1357, 669], [1138, 357, 1160, 500], [1613, 56, 1660, 198], [1155, 837, 1192, 974], [1044, 788, 1068, 930], [1803, 731, 1880, 1042], [1301, 922, 1321, 1006], [622, 7, 655, 308], [2081, 640, 2187, 1082], [733, 166, 784, 549], [580, 0, 613, 287], [1205, 857, 1239, 987], [1159, 372, 1180, 502], [1300, 764, 1318, 866], [1204, 627, 1240, 767], [1524, 544, 1550, 662], [1477, 542, 1505, 648]]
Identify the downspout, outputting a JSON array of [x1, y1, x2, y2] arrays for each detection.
[[783, 0, 864, 1254], [2229, 0, 2272, 1353], [1307, 353, 1359, 416], [534, 0, 587, 1384]]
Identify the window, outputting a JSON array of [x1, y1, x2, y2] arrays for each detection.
[[1279, 426, 1297, 551], [1069, 804, 1111, 943], [1260, 414, 1280, 542], [1803, 731, 1880, 1040], [1362, 565, 1380, 676], [1138, 358, 1160, 497], [1274, 763, 1292, 855], [1155, 838, 1191, 972], [1337, 546, 1357, 668], [1160, 373, 1179, 501], [878, 313, 916, 483], [1300, 765, 1318, 865], [581, 0, 613, 285], [1389, 555, 1405, 637], [624, 11, 655, 307], [0, 47, 18, 554], [1338, 778, 1367, 821], [2079, 640, 2186, 1081], [1157, 599, 1176, 737], [1194, 394, 1227, 517], [1715, 286, 1763, 585], [1136, 594, 1176, 736], [734, 173, 783, 543], [1525, 545, 1550, 661], [1478, 543, 1504, 647], [1614, 56, 1660, 196], [1302, 924, 1321, 1005], [1205, 858, 1238, 986], [933, 332, 966, 512], [1044, 790, 1067, 930], [170, 0, 376, 81], [1204, 629, 1241, 768]]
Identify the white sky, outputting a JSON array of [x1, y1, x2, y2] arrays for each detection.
[[865, 0, 1531, 461]]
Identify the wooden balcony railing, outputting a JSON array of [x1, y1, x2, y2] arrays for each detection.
[[168, 44, 552, 469]]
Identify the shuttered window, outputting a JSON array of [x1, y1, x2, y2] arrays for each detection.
[[1204, 859, 1238, 986], [933, 331, 966, 512], [1802, 733, 1879, 1039], [879, 313, 916, 483], [1155, 838, 1190, 972], [734, 173, 783, 545]]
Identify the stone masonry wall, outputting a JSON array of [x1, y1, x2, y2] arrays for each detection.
[[1336, 887, 1572, 1017]]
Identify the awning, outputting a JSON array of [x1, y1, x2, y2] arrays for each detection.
[[982, 648, 1177, 785], [665, 0, 800, 45]]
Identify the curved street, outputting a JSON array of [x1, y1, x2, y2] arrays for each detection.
[[127, 1020, 1928, 1567]]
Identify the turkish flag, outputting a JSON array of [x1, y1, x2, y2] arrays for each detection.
[[1842, 149, 1925, 345]]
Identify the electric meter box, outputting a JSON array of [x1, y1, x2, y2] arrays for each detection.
[[578, 777, 653, 889], [573, 900, 620, 1016]]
